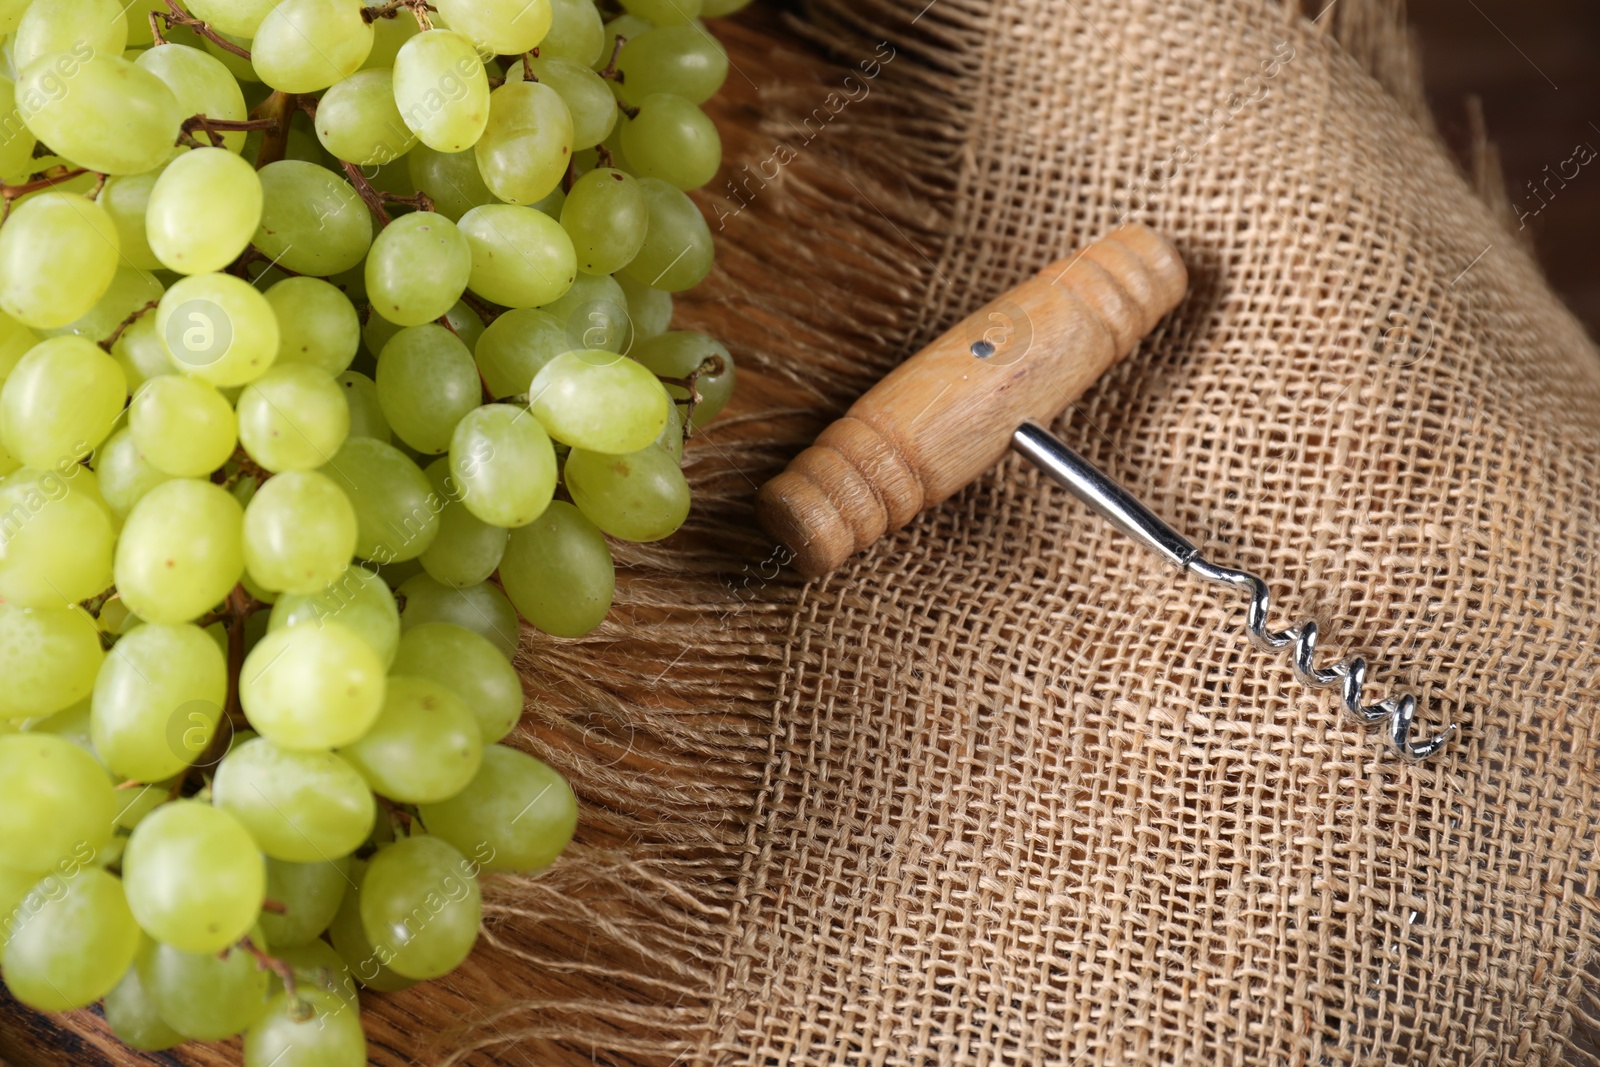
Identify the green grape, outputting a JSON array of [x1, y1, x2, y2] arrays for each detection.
[[315, 67, 417, 165], [268, 277, 361, 376], [182, 0, 280, 36], [442, 299, 487, 351], [448, 403, 557, 528], [394, 622, 522, 743], [359, 834, 481, 978], [271, 938, 358, 1007], [538, 268, 634, 354], [337, 370, 390, 440], [200, 30, 264, 85], [48, 266, 163, 345], [0, 193, 121, 329], [560, 168, 648, 276], [114, 479, 244, 624], [458, 203, 576, 309], [18, 53, 181, 176], [393, 29, 491, 153], [2, 867, 140, 1011], [0, 606, 105, 722], [318, 436, 439, 561], [616, 23, 728, 104], [362, 1, 420, 70], [418, 457, 507, 587], [0, 732, 115, 869], [22, 695, 96, 757], [339, 675, 482, 803], [498, 500, 613, 637], [157, 272, 281, 386], [420, 745, 576, 872], [435, 0, 551, 53], [97, 172, 164, 271], [530, 349, 669, 453], [95, 428, 175, 518], [90, 622, 226, 783], [620, 177, 713, 291], [632, 330, 735, 426], [258, 857, 350, 950], [243, 471, 359, 595], [619, 93, 721, 190], [270, 563, 400, 668], [111, 312, 174, 391], [597, 14, 654, 72], [256, 160, 375, 275], [240, 622, 387, 750], [614, 272, 673, 338], [516, 55, 615, 149], [145, 148, 262, 274], [138, 936, 272, 1040], [654, 399, 684, 461], [244, 988, 366, 1067], [404, 143, 497, 222], [0, 77, 38, 177], [0, 466, 115, 607], [253, 0, 375, 92], [136, 42, 251, 153], [565, 444, 690, 542], [397, 573, 520, 659], [237, 364, 352, 472], [0, 336, 123, 467], [326, 858, 416, 991], [12, 0, 128, 72], [213, 738, 376, 862], [129, 374, 238, 477], [113, 779, 174, 831], [621, 0, 703, 23], [0, 308, 39, 380], [473, 307, 569, 398], [374, 323, 480, 454], [122, 800, 265, 953], [361, 310, 402, 361], [104, 941, 185, 1052], [0, 863, 35, 930], [366, 211, 472, 326], [475, 79, 574, 205], [544, 0, 606, 65]]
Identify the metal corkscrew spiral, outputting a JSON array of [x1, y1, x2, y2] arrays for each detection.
[[1012, 421, 1458, 763]]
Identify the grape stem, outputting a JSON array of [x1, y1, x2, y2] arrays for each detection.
[[595, 143, 615, 169], [228, 245, 303, 283], [261, 898, 289, 915], [98, 300, 160, 353], [237, 938, 300, 1004], [376, 795, 417, 835], [617, 100, 640, 121], [0, 167, 92, 221], [151, 0, 253, 60], [361, 0, 435, 30], [598, 36, 626, 82], [294, 96, 435, 225], [656, 355, 727, 435], [521, 51, 537, 81], [458, 290, 502, 326], [178, 114, 283, 150], [248, 91, 297, 170]]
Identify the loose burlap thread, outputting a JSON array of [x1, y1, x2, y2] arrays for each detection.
[[35, 3, 1567, 1067]]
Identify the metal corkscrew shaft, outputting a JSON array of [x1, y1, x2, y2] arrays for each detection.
[[1011, 420, 1457, 762]]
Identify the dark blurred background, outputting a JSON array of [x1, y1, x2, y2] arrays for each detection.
[[1411, 0, 1600, 335]]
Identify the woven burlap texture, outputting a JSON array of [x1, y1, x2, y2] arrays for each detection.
[[416, 2, 1600, 1066]]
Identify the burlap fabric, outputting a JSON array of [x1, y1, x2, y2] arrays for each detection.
[[31, 2, 1576, 1066], [413, 0, 1600, 1064]]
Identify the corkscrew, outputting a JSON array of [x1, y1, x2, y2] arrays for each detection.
[[757, 224, 1457, 763]]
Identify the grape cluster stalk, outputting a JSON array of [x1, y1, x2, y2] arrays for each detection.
[[0, 0, 747, 1061]]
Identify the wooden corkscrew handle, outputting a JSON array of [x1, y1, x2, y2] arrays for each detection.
[[757, 224, 1188, 578]]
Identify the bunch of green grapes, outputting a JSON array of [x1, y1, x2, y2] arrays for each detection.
[[0, 0, 747, 1061]]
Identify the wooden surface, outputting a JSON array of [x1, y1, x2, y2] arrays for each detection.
[[756, 225, 1188, 577]]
